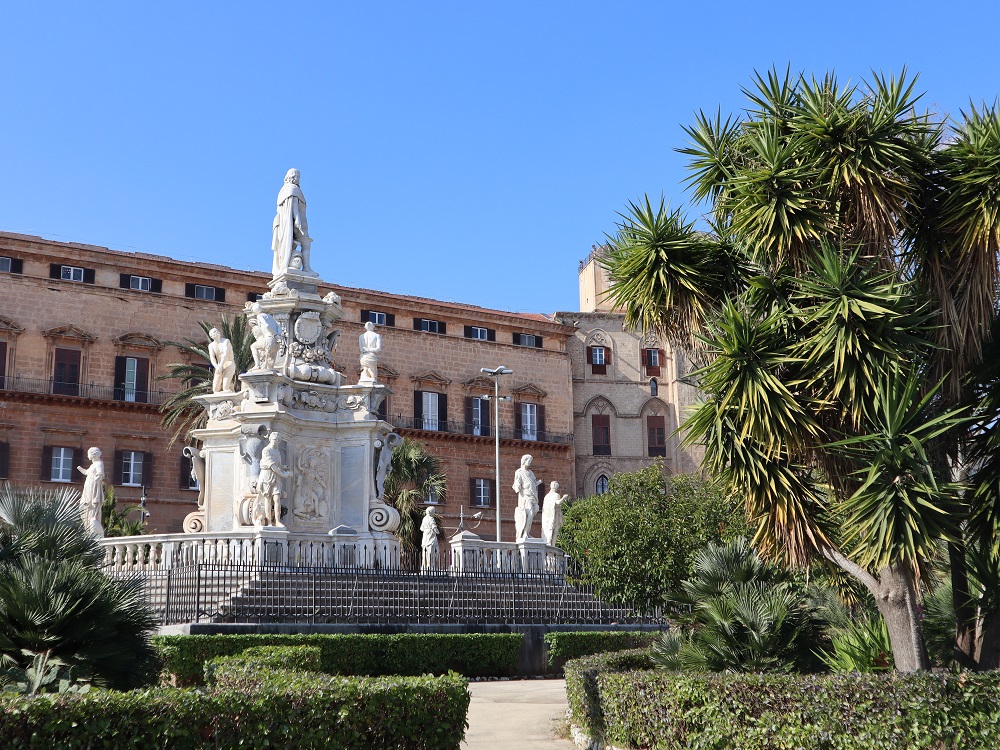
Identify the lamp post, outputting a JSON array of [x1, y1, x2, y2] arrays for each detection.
[[480, 366, 512, 542]]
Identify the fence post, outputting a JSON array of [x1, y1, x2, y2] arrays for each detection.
[[194, 564, 202, 623], [163, 568, 173, 625]]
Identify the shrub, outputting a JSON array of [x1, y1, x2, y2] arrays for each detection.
[[565, 652, 1000, 749], [0, 670, 470, 749], [203, 644, 322, 685], [543, 631, 659, 667], [155, 632, 522, 685]]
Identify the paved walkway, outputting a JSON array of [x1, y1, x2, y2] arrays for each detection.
[[463, 679, 576, 750]]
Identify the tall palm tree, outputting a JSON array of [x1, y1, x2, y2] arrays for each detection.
[[601, 69, 1000, 671], [382, 438, 447, 558], [158, 314, 255, 447]]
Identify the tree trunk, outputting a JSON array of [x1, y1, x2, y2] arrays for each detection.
[[976, 608, 1000, 670], [822, 548, 930, 672], [948, 541, 977, 669]]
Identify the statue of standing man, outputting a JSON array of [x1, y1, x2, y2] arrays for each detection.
[[208, 327, 236, 393], [272, 168, 312, 277], [512, 454, 542, 541], [358, 321, 381, 384]]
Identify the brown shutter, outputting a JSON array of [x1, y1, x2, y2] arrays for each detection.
[[180, 453, 192, 489], [413, 318, 422, 330], [386, 314, 395, 327], [464, 325, 472, 338], [481, 398, 491, 433], [469, 477, 476, 505], [214, 287, 226, 302], [534, 336, 543, 349], [438, 394, 448, 431], [82, 268, 96, 284], [487, 328, 496, 342], [113, 450, 124, 486], [439, 322, 447, 335], [119, 274, 131, 289], [413, 390, 423, 425], [465, 397, 474, 434], [514, 402, 522, 433], [72, 448, 84, 483], [605, 348, 612, 366], [185, 283, 196, 298], [9, 259, 22, 274], [142, 452, 154, 488], [360, 309, 370, 322], [113, 356, 127, 400], [150, 278, 163, 293], [512, 333, 521, 346], [586, 346, 593, 364], [49, 263, 61, 279], [0, 442, 8, 478], [489, 479, 496, 505], [40, 446, 53, 480], [135, 357, 150, 402], [537, 405, 546, 442], [0, 341, 6, 381]]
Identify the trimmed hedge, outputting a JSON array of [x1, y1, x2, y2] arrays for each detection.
[[155, 633, 522, 685], [565, 650, 1000, 749], [543, 630, 660, 666], [204, 644, 322, 685], [0, 669, 470, 749]]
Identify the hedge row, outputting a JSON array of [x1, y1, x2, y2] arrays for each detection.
[[543, 630, 660, 666], [565, 650, 1000, 749], [0, 669, 470, 749], [154, 633, 522, 685], [204, 644, 321, 684]]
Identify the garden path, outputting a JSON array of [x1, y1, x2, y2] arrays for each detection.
[[463, 679, 576, 750]]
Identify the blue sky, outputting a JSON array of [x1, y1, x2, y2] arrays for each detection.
[[2, 2, 998, 314]]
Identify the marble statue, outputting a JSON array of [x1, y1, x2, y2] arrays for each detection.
[[541, 481, 569, 547], [254, 432, 292, 528], [239, 425, 270, 491], [248, 302, 282, 370], [272, 168, 312, 277], [374, 432, 402, 500], [183, 445, 207, 509], [77, 447, 105, 538], [512, 454, 542, 541], [358, 321, 381, 384], [292, 446, 329, 521], [420, 506, 440, 571], [208, 327, 236, 393]]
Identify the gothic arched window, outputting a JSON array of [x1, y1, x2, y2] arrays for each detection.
[[650, 378, 658, 397], [595, 474, 610, 495]]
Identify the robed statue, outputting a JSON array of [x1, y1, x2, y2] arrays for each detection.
[[272, 168, 312, 277]]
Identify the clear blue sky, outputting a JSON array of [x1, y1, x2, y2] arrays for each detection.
[[2, 2, 998, 313]]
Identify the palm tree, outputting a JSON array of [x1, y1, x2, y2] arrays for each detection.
[[382, 438, 447, 558], [101, 485, 146, 538], [0, 483, 159, 689], [601, 69, 1000, 671], [158, 314, 255, 447]]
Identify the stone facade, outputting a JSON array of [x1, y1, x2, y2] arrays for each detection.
[[556, 252, 703, 498], [0, 232, 575, 541]]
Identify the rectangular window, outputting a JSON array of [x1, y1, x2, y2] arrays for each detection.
[[421, 391, 440, 431], [588, 345, 609, 375], [124, 357, 138, 401], [471, 478, 493, 508], [514, 333, 542, 348], [644, 348, 664, 376], [121, 450, 144, 486], [247, 292, 264, 302], [50, 447, 74, 482], [465, 396, 491, 436], [521, 402, 538, 441], [647, 415, 667, 457], [415, 318, 445, 334], [592, 346, 605, 366], [361, 310, 395, 326], [114, 356, 149, 403], [194, 284, 216, 300], [61, 265, 84, 282], [130, 275, 152, 291], [592, 414, 611, 456], [53, 348, 81, 396], [425, 486, 441, 505], [467, 326, 489, 340], [0, 257, 9, 273]]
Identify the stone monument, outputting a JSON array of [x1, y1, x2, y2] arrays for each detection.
[[541, 481, 569, 547], [77, 447, 105, 538], [512, 454, 541, 541]]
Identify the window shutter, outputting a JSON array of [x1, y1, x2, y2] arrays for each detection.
[[180, 453, 192, 489], [439, 322, 446, 335], [489, 479, 496, 505], [142, 452, 154, 487], [514, 402, 522, 433], [465, 397, 474, 433], [9, 259, 22, 274], [481, 399, 491, 433], [72, 448, 84, 483], [40, 446, 53, 481], [361, 310, 370, 323], [82, 268, 95, 284], [247, 292, 259, 302], [512, 333, 521, 346], [0, 442, 8, 478], [150, 278, 163, 293], [386, 314, 395, 327], [136, 357, 150, 402], [464, 325, 472, 338], [413, 318, 422, 331], [49, 263, 61, 279], [537, 405, 546, 442], [658, 349, 667, 372], [120, 274, 131, 289], [438, 394, 448, 430], [185, 283, 196, 299], [535, 336, 543, 348], [113, 451, 124, 486], [468, 478, 476, 505], [413, 390, 423, 423], [605, 348, 612, 366], [487, 328, 496, 342], [586, 346, 593, 364], [113, 356, 127, 400], [0, 341, 7, 381], [214, 287, 226, 302]]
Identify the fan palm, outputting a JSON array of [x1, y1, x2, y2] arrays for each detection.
[[382, 438, 447, 558], [158, 314, 255, 447]]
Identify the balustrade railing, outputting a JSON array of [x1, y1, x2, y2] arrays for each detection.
[[0, 375, 168, 405], [391, 415, 574, 445]]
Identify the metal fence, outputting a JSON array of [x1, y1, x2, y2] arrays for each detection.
[[391, 415, 574, 445], [0, 375, 168, 405], [122, 555, 652, 627]]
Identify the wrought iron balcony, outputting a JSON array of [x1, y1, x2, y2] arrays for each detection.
[[0, 375, 168, 406], [391, 415, 574, 445]]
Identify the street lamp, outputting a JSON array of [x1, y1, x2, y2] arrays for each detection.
[[480, 366, 512, 542]]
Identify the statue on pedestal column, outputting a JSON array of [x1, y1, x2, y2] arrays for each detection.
[[77, 447, 105, 538], [541, 481, 569, 547], [208, 328, 236, 393], [359, 322, 381, 384], [254, 432, 292, 528], [513, 454, 541, 541], [271, 168, 312, 277], [420, 506, 440, 571]]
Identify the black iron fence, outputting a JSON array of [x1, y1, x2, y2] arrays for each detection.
[[392, 415, 574, 445], [0, 375, 168, 405]]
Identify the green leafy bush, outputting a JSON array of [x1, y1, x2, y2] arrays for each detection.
[[566, 651, 1000, 749], [543, 631, 659, 667], [818, 614, 894, 673], [155, 632, 522, 685], [203, 644, 322, 685], [0, 669, 470, 749]]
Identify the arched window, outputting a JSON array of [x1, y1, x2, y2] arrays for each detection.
[[595, 474, 610, 495], [649, 378, 658, 397]]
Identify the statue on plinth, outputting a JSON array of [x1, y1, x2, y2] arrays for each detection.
[[247, 302, 282, 370], [512, 454, 541, 541], [420, 506, 440, 571], [253, 432, 292, 528], [541, 481, 569, 547], [77, 447, 105, 538], [208, 327, 236, 393], [272, 168, 312, 277], [358, 321, 381, 384]]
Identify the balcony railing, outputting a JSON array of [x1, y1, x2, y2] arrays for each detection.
[[391, 415, 574, 445], [0, 375, 169, 406]]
